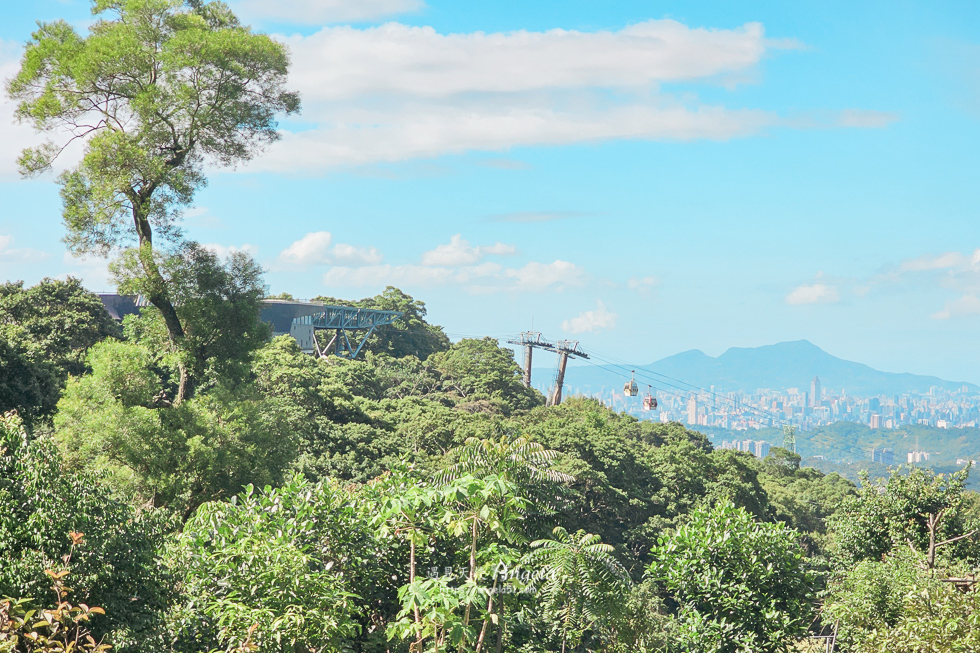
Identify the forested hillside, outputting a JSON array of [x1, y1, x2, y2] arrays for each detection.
[[2, 274, 979, 653]]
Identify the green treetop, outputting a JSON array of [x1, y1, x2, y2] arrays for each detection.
[[7, 0, 299, 403]]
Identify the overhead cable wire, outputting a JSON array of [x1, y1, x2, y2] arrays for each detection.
[[577, 347, 794, 428]]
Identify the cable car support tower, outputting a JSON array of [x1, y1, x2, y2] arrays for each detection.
[[547, 340, 589, 406], [507, 331, 556, 388]]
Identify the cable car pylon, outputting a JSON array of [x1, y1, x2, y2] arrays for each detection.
[[548, 340, 589, 406], [507, 331, 555, 388]]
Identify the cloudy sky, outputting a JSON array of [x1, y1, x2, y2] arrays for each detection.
[[1, 0, 979, 382]]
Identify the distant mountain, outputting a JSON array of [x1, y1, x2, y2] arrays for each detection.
[[559, 340, 978, 396]]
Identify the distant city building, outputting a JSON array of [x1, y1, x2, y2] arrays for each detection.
[[811, 376, 821, 407], [687, 395, 698, 425], [872, 448, 894, 466], [754, 440, 771, 458], [908, 450, 931, 464], [870, 413, 881, 429]]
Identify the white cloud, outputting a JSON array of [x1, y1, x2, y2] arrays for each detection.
[[203, 243, 258, 259], [933, 295, 980, 320], [628, 276, 660, 294], [886, 248, 980, 319], [278, 231, 381, 267], [504, 260, 586, 291], [899, 250, 973, 272], [323, 258, 583, 293], [232, 0, 424, 25], [281, 231, 334, 265], [786, 283, 840, 305], [0, 235, 48, 263], [252, 98, 775, 173], [287, 20, 773, 102], [242, 19, 806, 172], [562, 300, 617, 334], [837, 109, 900, 128], [331, 242, 383, 265], [420, 234, 516, 266]]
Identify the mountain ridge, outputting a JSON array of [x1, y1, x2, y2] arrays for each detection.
[[561, 339, 978, 396]]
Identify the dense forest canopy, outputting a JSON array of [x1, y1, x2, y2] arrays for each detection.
[[1, 273, 978, 653]]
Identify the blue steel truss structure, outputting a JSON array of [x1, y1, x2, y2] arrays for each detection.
[[289, 305, 403, 359]]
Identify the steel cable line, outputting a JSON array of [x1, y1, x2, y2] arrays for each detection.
[[577, 347, 794, 428], [578, 345, 792, 425], [576, 348, 897, 460], [574, 356, 888, 461]]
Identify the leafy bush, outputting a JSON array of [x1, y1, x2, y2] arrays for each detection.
[[648, 502, 815, 653], [169, 476, 378, 653], [0, 412, 171, 652]]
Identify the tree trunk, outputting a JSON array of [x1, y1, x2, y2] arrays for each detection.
[[494, 599, 504, 653], [133, 211, 190, 403], [464, 517, 478, 626], [410, 537, 421, 629]]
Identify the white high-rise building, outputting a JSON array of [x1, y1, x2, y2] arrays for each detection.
[[811, 376, 821, 407]]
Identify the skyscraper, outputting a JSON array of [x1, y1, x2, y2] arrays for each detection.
[[687, 395, 698, 425], [811, 376, 821, 407]]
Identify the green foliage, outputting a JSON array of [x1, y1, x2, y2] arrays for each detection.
[[524, 527, 630, 653], [1, 552, 112, 653], [0, 277, 118, 381], [7, 0, 299, 252], [822, 549, 929, 651], [754, 448, 857, 554], [648, 502, 815, 653], [829, 465, 978, 569], [597, 579, 673, 653], [0, 333, 59, 427], [852, 581, 980, 653], [428, 337, 543, 414], [313, 287, 450, 360], [0, 412, 171, 652], [7, 0, 298, 401], [169, 476, 369, 653], [54, 340, 297, 516], [116, 242, 270, 392], [518, 400, 773, 568]]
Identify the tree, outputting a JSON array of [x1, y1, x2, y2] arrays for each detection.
[[0, 412, 171, 652], [170, 476, 368, 653], [524, 527, 630, 653], [7, 0, 299, 403], [53, 340, 297, 518], [830, 466, 979, 570], [648, 502, 815, 653], [0, 277, 118, 381], [0, 332, 59, 426], [428, 337, 543, 414], [116, 242, 270, 392]]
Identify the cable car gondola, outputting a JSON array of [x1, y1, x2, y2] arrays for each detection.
[[623, 371, 639, 397], [643, 385, 658, 411]]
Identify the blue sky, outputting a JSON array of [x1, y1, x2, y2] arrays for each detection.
[[1, 0, 979, 383]]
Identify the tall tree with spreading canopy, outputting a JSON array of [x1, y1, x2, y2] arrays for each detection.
[[7, 0, 300, 402]]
